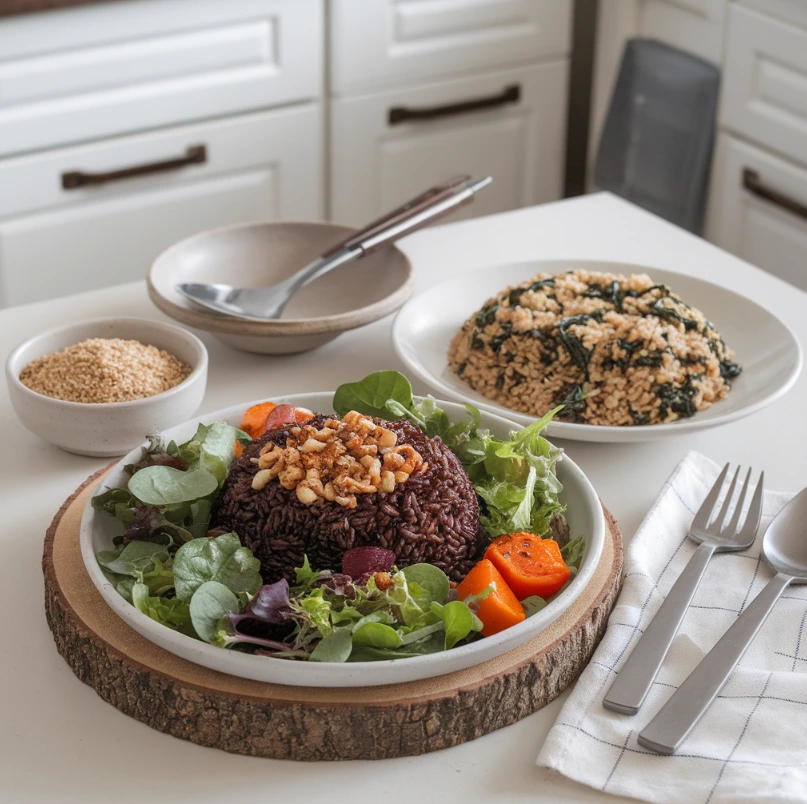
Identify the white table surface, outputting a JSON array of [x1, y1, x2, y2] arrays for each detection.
[[2, 193, 805, 804]]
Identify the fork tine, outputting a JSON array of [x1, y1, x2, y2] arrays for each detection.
[[711, 466, 741, 534], [725, 467, 752, 536], [738, 471, 764, 542], [691, 463, 730, 531]]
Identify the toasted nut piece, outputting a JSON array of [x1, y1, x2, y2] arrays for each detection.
[[313, 427, 335, 442], [375, 428, 397, 449], [351, 443, 378, 458], [282, 447, 301, 465], [325, 419, 341, 429], [383, 452, 405, 470], [394, 471, 409, 484], [418, 461, 429, 475], [296, 485, 319, 505], [323, 482, 336, 502], [341, 476, 377, 494], [379, 471, 395, 493], [335, 494, 357, 508], [279, 465, 304, 489], [252, 469, 274, 491], [374, 572, 394, 591], [259, 441, 278, 456], [303, 475, 325, 496], [300, 438, 327, 453]]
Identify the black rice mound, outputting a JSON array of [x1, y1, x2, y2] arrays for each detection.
[[210, 417, 484, 583]]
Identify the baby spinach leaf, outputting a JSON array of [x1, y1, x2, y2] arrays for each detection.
[[431, 600, 478, 649], [309, 628, 353, 663], [173, 532, 262, 602], [132, 582, 192, 633], [96, 541, 169, 577], [189, 581, 240, 643], [352, 622, 403, 649], [333, 370, 414, 419], [128, 463, 219, 506], [522, 596, 548, 617], [177, 422, 250, 484], [401, 564, 450, 605]]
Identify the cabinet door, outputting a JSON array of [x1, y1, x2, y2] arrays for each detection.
[[705, 133, 807, 291], [0, 106, 322, 307], [330, 0, 571, 94], [330, 62, 568, 226], [0, 0, 323, 157]]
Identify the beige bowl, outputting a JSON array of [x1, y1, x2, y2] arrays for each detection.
[[148, 221, 415, 355], [6, 317, 208, 457]]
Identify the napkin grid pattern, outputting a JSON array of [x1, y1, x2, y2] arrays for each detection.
[[537, 451, 807, 804]]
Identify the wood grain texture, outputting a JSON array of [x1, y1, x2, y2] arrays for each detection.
[[43, 467, 623, 761], [0, 0, 105, 17]]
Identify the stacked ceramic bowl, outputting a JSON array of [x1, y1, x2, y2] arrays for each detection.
[[148, 221, 414, 355]]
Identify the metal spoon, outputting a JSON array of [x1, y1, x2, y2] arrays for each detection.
[[177, 175, 492, 321], [639, 485, 807, 755]]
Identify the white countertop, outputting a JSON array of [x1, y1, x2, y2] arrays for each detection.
[[2, 193, 805, 804]]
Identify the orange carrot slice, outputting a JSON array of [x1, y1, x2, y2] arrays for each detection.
[[485, 533, 570, 600], [457, 559, 525, 637], [240, 401, 277, 438]]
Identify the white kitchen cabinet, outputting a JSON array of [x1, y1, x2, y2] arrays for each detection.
[[0, 0, 323, 157], [330, 62, 569, 226], [706, 133, 807, 291], [330, 0, 571, 94], [640, 0, 727, 64], [721, 5, 807, 169], [0, 107, 322, 307]]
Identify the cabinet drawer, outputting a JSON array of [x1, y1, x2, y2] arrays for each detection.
[[0, 106, 323, 307], [705, 133, 807, 291], [330, 0, 571, 94], [721, 5, 807, 167], [639, 0, 726, 64], [330, 62, 568, 225], [0, 0, 323, 157]]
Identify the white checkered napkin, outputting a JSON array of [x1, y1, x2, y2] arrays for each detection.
[[537, 451, 807, 804]]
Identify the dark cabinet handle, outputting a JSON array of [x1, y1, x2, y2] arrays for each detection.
[[742, 168, 807, 221], [62, 145, 207, 190], [389, 84, 520, 126]]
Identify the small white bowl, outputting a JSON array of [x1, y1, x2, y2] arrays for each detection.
[[6, 317, 208, 457], [147, 220, 414, 355]]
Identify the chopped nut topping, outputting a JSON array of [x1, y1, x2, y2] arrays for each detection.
[[249, 411, 426, 507]]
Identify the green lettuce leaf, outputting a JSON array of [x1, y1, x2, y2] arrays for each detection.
[[333, 370, 414, 419], [132, 582, 192, 634]]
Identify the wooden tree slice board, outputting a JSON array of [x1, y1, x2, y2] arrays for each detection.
[[43, 467, 623, 761]]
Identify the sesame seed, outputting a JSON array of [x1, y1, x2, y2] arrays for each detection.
[[19, 337, 191, 404]]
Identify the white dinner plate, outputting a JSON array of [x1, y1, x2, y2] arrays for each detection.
[[393, 260, 803, 443], [80, 393, 605, 688]]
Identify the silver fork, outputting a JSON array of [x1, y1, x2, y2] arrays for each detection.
[[603, 464, 764, 715]]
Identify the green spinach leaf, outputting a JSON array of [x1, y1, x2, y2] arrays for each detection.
[[309, 628, 353, 663], [352, 622, 403, 649], [188, 581, 240, 643], [173, 532, 262, 602], [400, 563, 450, 605], [128, 463, 219, 506], [333, 370, 414, 419]]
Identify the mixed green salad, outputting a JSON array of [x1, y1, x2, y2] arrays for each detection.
[[93, 371, 584, 663]]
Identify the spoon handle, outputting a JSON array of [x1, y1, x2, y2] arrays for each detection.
[[603, 542, 716, 715], [325, 175, 472, 257], [638, 571, 793, 754]]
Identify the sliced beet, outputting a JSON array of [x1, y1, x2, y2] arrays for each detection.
[[342, 546, 396, 579]]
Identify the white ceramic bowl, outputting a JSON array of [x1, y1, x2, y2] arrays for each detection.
[[6, 317, 208, 457], [148, 221, 414, 355], [80, 393, 605, 687], [393, 260, 804, 443]]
